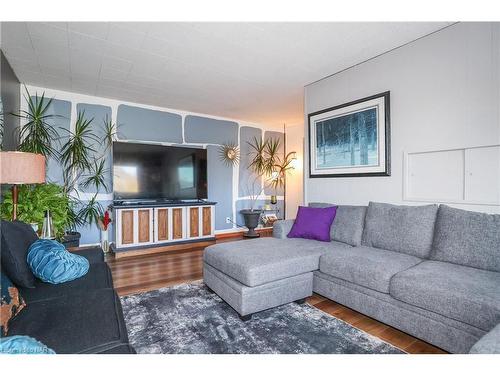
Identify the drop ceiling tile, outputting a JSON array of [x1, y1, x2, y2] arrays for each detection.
[[69, 22, 109, 40], [71, 79, 97, 95], [42, 73, 72, 87], [69, 31, 108, 54], [101, 55, 132, 72], [2, 45, 38, 62], [70, 49, 102, 75], [1, 22, 33, 50], [98, 77, 124, 89], [107, 24, 147, 50], [44, 22, 68, 31], [3, 56, 40, 73], [115, 22, 152, 33], [37, 51, 70, 70], [99, 66, 129, 81], [40, 65, 71, 78], [15, 70, 46, 86], [27, 22, 68, 46]]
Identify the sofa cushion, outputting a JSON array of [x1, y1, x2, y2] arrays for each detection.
[[469, 324, 500, 354], [361, 202, 438, 258], [18, 263, 114, 303], [390, 261, 500, 332], [430, 205, 500, 272], [319, 246, 422, 293], [203, 237, 331, 287], [1, 220, 38, 288], [72, 247, 105, 264], [309, 203, 366, 246], [1, 269, 26, 336], [7, 289, 130, 353], [287, 205, 337, 242]]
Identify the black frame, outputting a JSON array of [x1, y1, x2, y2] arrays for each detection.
[[308, 91, 391, 178]]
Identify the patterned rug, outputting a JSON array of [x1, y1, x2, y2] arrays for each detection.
[[120, 281, 403, 354]]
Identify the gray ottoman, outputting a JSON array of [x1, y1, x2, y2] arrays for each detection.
[[203, 237, 328, 320]]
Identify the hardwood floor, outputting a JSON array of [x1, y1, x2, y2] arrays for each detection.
[[106, 235, 446, 354]]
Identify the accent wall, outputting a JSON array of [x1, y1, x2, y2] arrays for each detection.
[[23, 86, 284, 245]]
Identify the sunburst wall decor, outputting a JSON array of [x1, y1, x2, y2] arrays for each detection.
[[218, 143, 240, 166]]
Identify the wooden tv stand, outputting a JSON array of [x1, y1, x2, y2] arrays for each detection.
[[113, 200, 216, 257]]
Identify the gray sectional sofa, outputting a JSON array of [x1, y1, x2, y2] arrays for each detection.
[[203, 202, 500, 354]]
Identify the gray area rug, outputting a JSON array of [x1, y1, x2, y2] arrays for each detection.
[[120, 281, 403, 354]]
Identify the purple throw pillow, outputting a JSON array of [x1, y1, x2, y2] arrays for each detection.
[[287, 206, 337, 242]]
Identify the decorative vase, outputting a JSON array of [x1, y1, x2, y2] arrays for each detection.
[[100, 229, 110, 253], [41, 210, 55, 239], [240, 209, 263, 238], [270, 195, 277, 205]]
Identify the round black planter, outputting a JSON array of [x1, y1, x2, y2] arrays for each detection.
[[240, 209, 263, 238], [61, 231, 81, 249]]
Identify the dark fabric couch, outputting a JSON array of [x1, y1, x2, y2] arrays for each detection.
[[2, 231, 135, 354]]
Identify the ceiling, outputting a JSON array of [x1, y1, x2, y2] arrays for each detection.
[[1, 22, 451, 127]]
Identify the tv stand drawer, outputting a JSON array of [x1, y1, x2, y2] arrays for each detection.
[[115, 204, 215, 249]]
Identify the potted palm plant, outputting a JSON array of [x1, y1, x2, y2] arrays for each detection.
[[6, 86, 116, 247], [241, 137, 295, 237]]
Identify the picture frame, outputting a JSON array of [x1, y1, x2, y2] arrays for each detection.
[[262, 213, 278, 226], [308, 91, 391, 178]]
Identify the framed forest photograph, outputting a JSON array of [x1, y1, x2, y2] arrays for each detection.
[[308, 91, 391, 178]]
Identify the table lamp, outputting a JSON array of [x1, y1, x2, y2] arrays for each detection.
[[0, 151, 46, 220]]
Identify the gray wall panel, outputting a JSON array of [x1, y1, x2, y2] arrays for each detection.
[[264, 130, 285, 195], [117, 104, 183, 143], [184, 115, 238, 145], [42, 98, 71, 186], [207, 145, 233, 230], [76, 103, 112, 194], [238, 126, 262, 197]]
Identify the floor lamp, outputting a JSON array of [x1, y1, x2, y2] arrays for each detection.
[[0, 152, 46, 220]]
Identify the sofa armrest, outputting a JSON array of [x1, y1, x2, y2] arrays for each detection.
[[272, 219, 295, 239], [469, 324, 500, 354]]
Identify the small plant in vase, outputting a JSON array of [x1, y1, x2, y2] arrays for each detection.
[[98, 209, 112, 253]]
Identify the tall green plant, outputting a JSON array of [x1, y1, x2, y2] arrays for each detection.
[[59, 110, 108, 226], [60, 110, 98, 191], [13, 86, 59, 158], [0, 183, 73, 240]]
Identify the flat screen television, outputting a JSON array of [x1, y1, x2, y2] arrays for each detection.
[[113, 142, 207, 201]]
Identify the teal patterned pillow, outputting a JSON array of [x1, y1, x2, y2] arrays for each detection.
[[0, 335, 55, 354], [27, 239, 89, 284], [1, 269, 26, 336]]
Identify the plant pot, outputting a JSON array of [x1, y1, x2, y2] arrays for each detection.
[[61, 231, 81, 249], [240, 209, 263, 238]]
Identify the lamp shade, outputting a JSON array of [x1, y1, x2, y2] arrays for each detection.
[[0, 151, 46, 184]]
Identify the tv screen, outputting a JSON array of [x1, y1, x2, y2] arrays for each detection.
[[113, 142, 207, 201]]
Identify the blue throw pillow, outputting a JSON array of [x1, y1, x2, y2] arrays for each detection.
[[0, 335, 55, 354], [27, 239, 90, 284]]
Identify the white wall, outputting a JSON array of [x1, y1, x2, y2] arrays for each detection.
[[285, 122, 304, 218], [304, 22, 500, 214]]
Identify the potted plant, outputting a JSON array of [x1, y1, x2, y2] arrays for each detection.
[[0, 183, 74, 241], [9, 87, 115, 247], [241, 137, 295, 237]]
